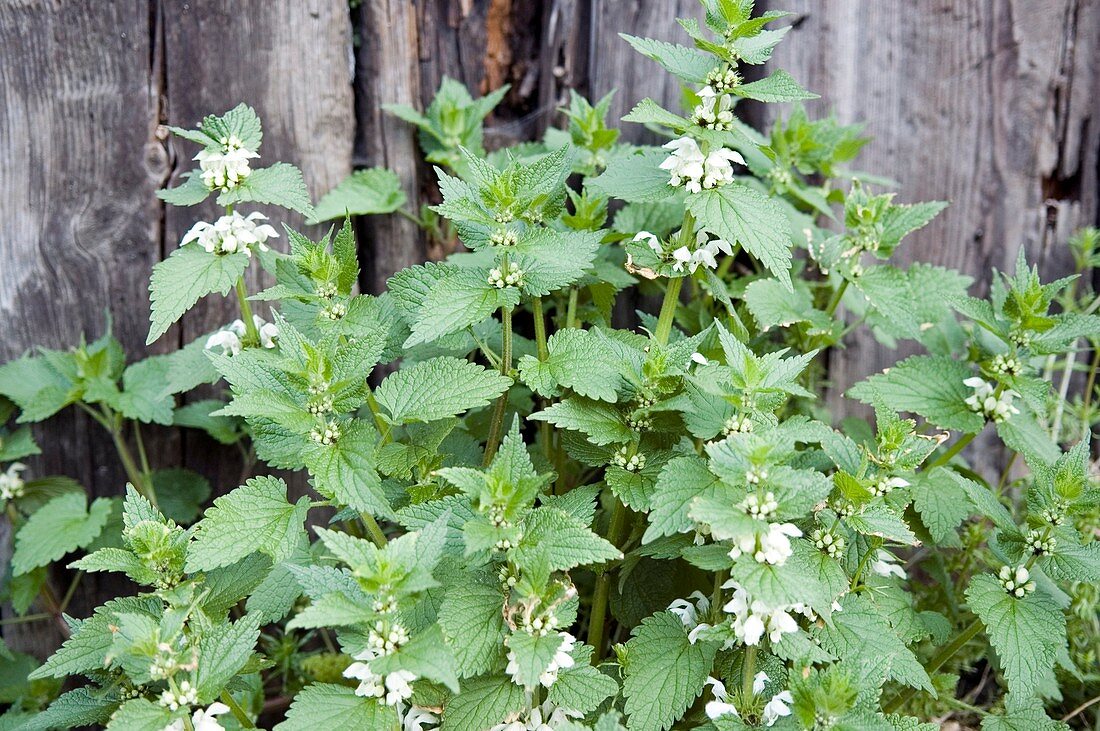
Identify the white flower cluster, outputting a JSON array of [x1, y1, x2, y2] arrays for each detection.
[[634, 229, 733, 274], [870, 475, 908, 497], [612, 445, 646, 472], [870, 549, 907, 580], [721, 581, 801, 646], [0, 462, 27, 501], [161, 703, 230, 731], [964, 377, 1020, 422], [488, 698, 582, 731], [704, 673, 793, 726], [723, 413, 754, 435], [1025, 528, 1056, 555], [204, 315, 279, 356], [999, 565, 1036, 598], [158, 680, 198, 710], [195, 135, 258, 191], [989, 353, 1022, 376], [488, 262, 524, 289], [505, 631, 576, 689], [181, 211, 278, 257], [669, 591, 713, 644], [728, 522, 801, 566], [309, 420, 342, 446], [811, 528, 844, 559], [659, 137, 744, 193], [693, 86, 736, 131], [742, 492, 777, 520], [345, 656, 416, 706]]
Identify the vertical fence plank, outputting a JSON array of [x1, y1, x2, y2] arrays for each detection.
[[0, 0, 167, 656], [162, 0, 355, 494]]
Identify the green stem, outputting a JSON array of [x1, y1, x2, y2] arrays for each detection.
[[483, 305, 514, 465], [133, 422, 152, 478], [883, 619, 983, 714], [929, 432, 976, 469], [533, 297, 549, 360], [654, 276, 684, 346], [106, 411, 158, 507], [365, 388, 392, 445], [58, 570, 84, 613], [220, 690, 256, 729], [565, 287, 579, 329], [361, 513, 388, 547], [709, 570, 728, 623], [395, 207, 423, 227], [1081, 342, 1100, 423], [741, 645, 759, 701], [235, 277, 260, 345], [825, 278, 850, 316], [588, 499, 629, 662], [0, 612, 51, 626]]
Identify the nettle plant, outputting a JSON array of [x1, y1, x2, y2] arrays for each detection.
[[2, 3, 1099, 731]]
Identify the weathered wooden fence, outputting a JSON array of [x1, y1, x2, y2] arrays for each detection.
[[2, 0, 1098, 654]]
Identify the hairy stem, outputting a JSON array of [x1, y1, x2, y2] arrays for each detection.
[[220, 690, 256, 729], [483, 304, 514, 465], [235, 276, 260, 346], [929, 432, 975, 469], [362, 513, 388, 547], [654, 276, 684, 346], [883, 619, 983, 714], [588, 499, 629, 662], [825, 278, 850, 316], [105, 409, 158, 507], [565, 287, 579, 329], [741, 645, 758, 701]]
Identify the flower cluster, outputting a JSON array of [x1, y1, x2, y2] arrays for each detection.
[[181, 211, 278, 256], [704, 673, 793, 727], [612, 445, 646, 471], [999, 565, 1036, 597], [634, 229, 733, 274], [162, 702, 230, 731], [204, 315, 279, 356], [721, 581, 802, 646], [488, 262, 524, 289], [0, 462, 26, 501], [488, 699, 581, 731], [870, 475, 908, 497], [659, 137, 744, 193], [964, 377, 1020, 422], [693, 86, 735, 131], [669, 591, 713, 644], [870, 549, 907, 580], [195, 135, 258, 191], [728, 522, 801, 565], [158, 679, 198, 711], [1025, 528, 1056, 555]]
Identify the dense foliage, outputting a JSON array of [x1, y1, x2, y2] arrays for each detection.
[[1, 2, 1098, 730]]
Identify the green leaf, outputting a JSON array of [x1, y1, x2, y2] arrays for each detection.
[[0, 351, 77, 422], [515, 507, 622, 573], [549, 646, 620, 715], [910, 468, 972, 543], [622, 611, 716, 731], [194, 613, 262, 701], [587, 148, 676, 203], [848, 355, 985, 433], [505, 630, 567, 690], [185, 476, 310, 572], [147, 246, 250, 344], [371, 624, 460, 693], [441, 675, 527, 731], [619, 34, 717, 83], [530, 397, 631, 446], [218, 162, 314, 217], [518, 328, 621, 402], [306, 421, 393, 518], [376, 356, 511, 424], [19, 688, 116, 731], [643, 455, 721, 542], [686, 183, 793, 289], [732, 69, 818, 102], [150, 467, 211, 524], [403, 269, 521, 348], [439, 578, 507, 678], [276, 683, 397, 731], [514, 229, 602, 296], [115, 356, 176, 425], [30, 595, 162, 679], [105, 698, 173, 731], [156, 173, 210, 206], [12, 493, 112, 575], [310, 167, 407, 223], [966, 573, 1066, 698]]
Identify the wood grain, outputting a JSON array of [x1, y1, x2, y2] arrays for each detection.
[[758, 0, 1100, 472]]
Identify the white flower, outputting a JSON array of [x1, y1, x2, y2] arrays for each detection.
[[344, 656, 385, 700], [161, 703, 230, 731], [384, 670, 417, 706], [702, 148, 744, 189], [999, 565, 1036, 597], [399, 705, 439, 731], [753, 671, 769, 695], [258, 320, 279, 349], [704, 677, 739, 720], [963, 377, 1020, 423], [762, 690, 793, 727], [195, 135, 259, 190], [633, 230, 663, 255], [181, 211, 278, 256], [158, 680, 198, 711], [0, 462, 27, 501], [669, 591, 712, 644], [670, 246, 693, 272], [660, 137, 705, 193], [693, 86, 736, 130], [870, 549, 907, 580], [729, 522, 801, 566], [205, 329, 242, 357], [488, 698, 581, 731], [871, 475, 909, 497], [690, 352, 710, 366]]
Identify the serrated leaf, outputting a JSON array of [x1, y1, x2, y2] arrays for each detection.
[[848, 355, 985, 433], [376, 356, 511, 424], [147, 247, 250, 344], [185, 476, 310, 572], [587, 147, 676, 204], [276, 683, 397, 731], [439, 578, 507, 678], [310, 167, 406, 223], [441, 675, 527, 731], [620, 34, 717, 83], [515, 507, 622, 572], [966, 574, 1066, 697], [12, 493, 112, 575], [518, 328, 621, 402], [686, 183, 793, 289], [194, 613, 262, 701], [218, 162, 314, 217], [529, 397, 631, 446], [623, 612, 716, 731], [732, 69, 818, 102]]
